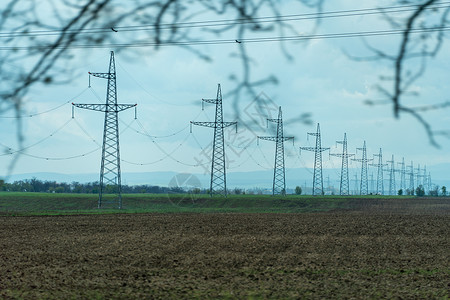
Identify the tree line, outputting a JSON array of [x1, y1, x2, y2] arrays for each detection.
[[0, 178, 185, 194]]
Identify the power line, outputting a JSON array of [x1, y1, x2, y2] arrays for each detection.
[[2, 25, 449, 51], [1, 2, 449, 38], [0, 118, 74, 156], [0, 88, 90, 119]]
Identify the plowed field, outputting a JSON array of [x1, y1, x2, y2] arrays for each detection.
[[0, 209, 449, 298]]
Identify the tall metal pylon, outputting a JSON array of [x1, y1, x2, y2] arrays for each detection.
[[257, 107, 294, 196], [300, 123, 330, 196], [407, 161, 415, 194], [422, 165, 428, 194], [371, 148, 387, 195], [415, 164, 422, 187], [190, 84, 237, 197], [398, 157, 406, 192], [72, 51, 136, 209], [330, 133, 354, 195], [370, 173, 375, 194], [387, 155, 396, 195], [352, 141, 372, 195]]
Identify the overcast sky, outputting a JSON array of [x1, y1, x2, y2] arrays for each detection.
[[1, 0, 450, 185]]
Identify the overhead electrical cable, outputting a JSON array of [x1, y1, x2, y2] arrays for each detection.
[[0, 118, 73, 156], [2, 25, 450, 50], [135, 118, 209, 167], [0, 2, 449, 38], [0, 87, 90, 119]]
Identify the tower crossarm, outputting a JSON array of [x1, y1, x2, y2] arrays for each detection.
[[330, 153, 355, 158], [202, 98, 219, 104], [258, 136, 294, 142], [72, 103, 136, 113], [352, 157, 373, 163], [300, 146, 329, 153], [191, 121, 215, 128], [88, 72, 115, 80], [191, 121, 237, 129]]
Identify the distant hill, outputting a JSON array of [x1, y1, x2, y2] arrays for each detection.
[[5, 163, 449, 191]]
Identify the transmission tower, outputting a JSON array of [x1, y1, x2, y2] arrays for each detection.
[[370, 173, 375, 194], [330, 133, 354, 195], [300, 123, 330, 196], [415, 164, 422, 187], [72, 51, 136, 209], [257, 107, 294, 196], [398, 157, 406, 192], [370, 148, 387, 195], [387, 155, 396, 195], [352, 141, 372, 195], [407, 161, 415, 194], [353, 174, 359, 195], [422, 166, 428, 194], [190, 84, 237, 197]]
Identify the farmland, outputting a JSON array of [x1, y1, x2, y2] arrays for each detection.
[[0, 193, 449, 298]]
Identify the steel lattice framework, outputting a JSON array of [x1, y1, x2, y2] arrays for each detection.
[[407, 161, 415, 194], [352, 141, 372, 195], [300, 123, 329, 196], [387, 155, 396, 195], [330, 133, 354, 195], [257, 107, 294, 196], [398, 157, 406, 192], [190, 84, 237, 196], [72, 51, 136, 209], [370, 148, 387, 195], [422, 166, 428, 194], [415, 164, 422, 188]]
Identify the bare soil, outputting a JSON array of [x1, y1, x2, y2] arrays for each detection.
[[0, 207, 449, 298]]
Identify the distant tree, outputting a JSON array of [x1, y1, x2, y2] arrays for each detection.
[[429, 186, 439, 197], [397, 189, 403, 196], [233, 188, 243, 195], [54, 187, 65, 193], [415, 185, 425, 197], [191, 188, 201, 194], [295, 186, 302, 195], [441, 186, 447, 196]]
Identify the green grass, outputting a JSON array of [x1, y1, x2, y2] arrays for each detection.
[[0, 192, 419, 216]]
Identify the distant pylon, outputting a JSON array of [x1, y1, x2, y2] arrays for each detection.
[[190, 84, 237, 197], [398, 157, 406, 192], [257, 107, 294, 195], [387, 155, 396, 195], [352, 141, 372, 195], [370, 173, 375, 194], [371, 148, 387, 195], [330, 133, 354, 195], [300, 123, 330, 196], [422, 165, 428, 194], [72, 51, 137, 209], [415, 164, 422, 187], [407, 161, 415, 194]]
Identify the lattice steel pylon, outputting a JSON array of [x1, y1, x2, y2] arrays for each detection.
[[407, 161, 415, 194], [330, 133, 354, 195], [190, 84, 237, 197], [352, 141, 372, 195], [422, 165, 428, 194], [257, 106, 294, 196], [415, 164, 422, 187], [387, 155, 396, 195], [300, 123, 330, 196], [72, 51, 136, 209], [370, 148, 387, 195], [398, 157, 406, 192]]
